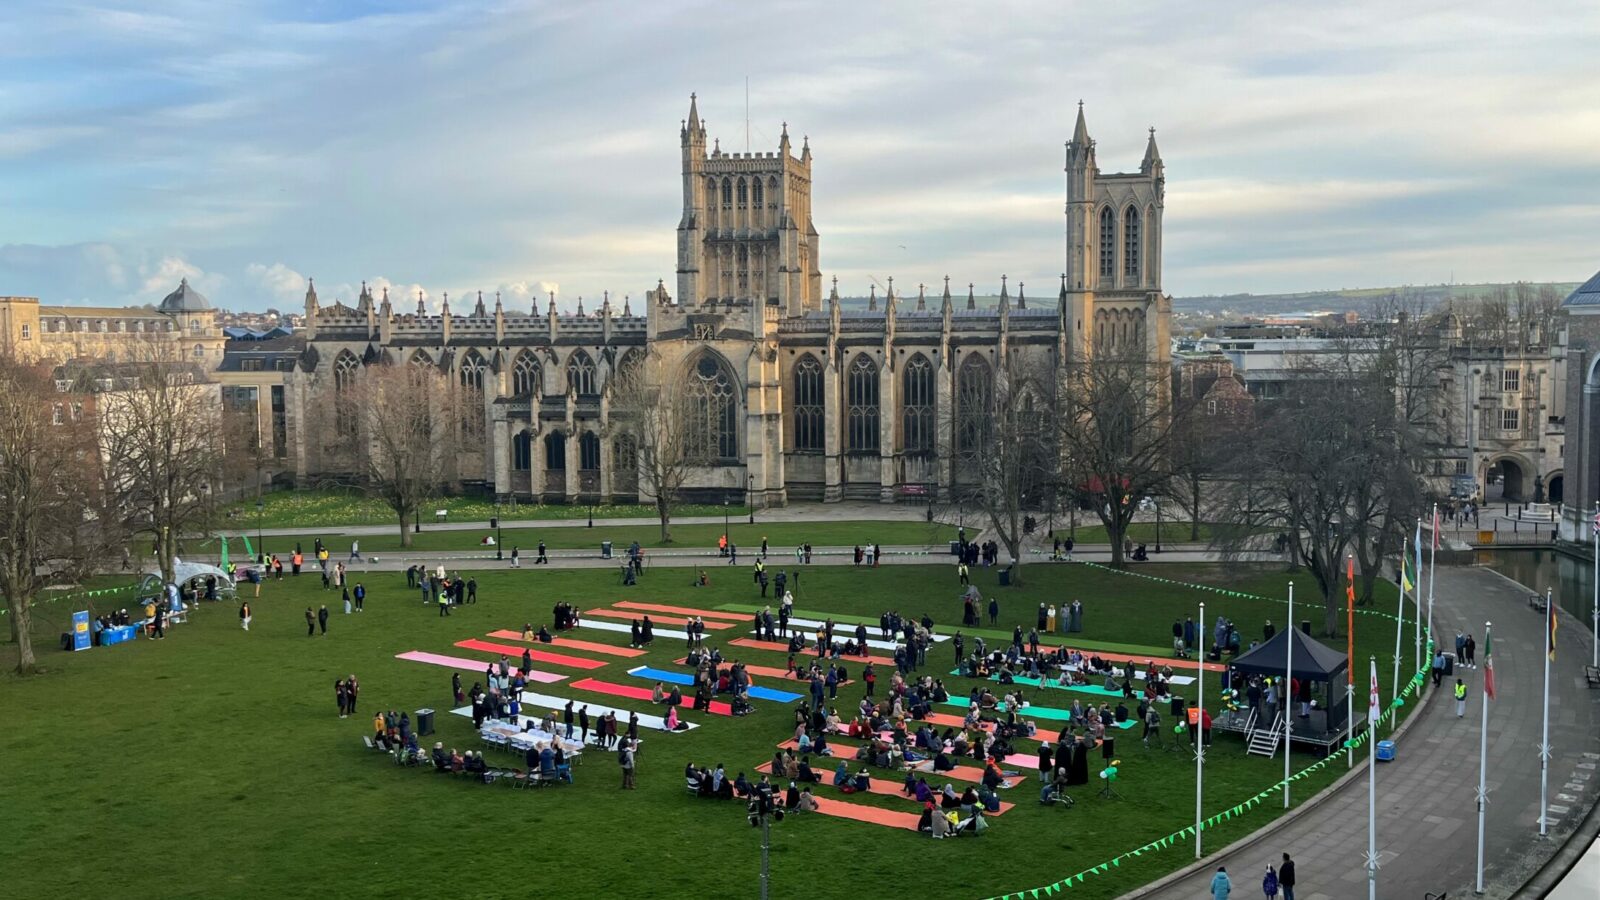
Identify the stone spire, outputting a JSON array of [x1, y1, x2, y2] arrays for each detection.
[[940, 276, 953, 314], [576, 295, 585, 317], [357, 280, 372, 311], [1017, 281, 1026, 310], [967, 283, 976, 311], [917, 283, 926, 312], [1072, 100, 1090, 146], [828, 275, 839, 311], [868, 283, 877, 312], [440, 291, 450, 316], [779, 121, 790, 155], [800, 134, 810, 162], [1142, 125, 1164, 178], [493, 290, 503, 314], [998, 275, 1009, 312], [885, 278, 897, 313], [547, 290, 556, 319], [473, 290, 486, 318], [623, 294, 632, 316], [602, 290, 612, 316], [416, 289, 426, 315]]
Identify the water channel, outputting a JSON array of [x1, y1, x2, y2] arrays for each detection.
[[1478, 547, 1598, 627]]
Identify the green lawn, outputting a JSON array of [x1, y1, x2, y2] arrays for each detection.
[[1063, 522, 1265, 545], [0, 561, 1424, 900], [202, 520, 956, 557], [223, 488, 751, 530]]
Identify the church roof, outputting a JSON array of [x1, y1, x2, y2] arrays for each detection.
[[1562, 269, 1600, 308], [159, 278, 212, 313]]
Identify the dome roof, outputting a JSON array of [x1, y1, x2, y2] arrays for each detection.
[[159, 278, 211, 313]]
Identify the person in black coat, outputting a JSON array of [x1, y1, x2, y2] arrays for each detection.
[[317, 605, 329, 634], [1279, 853, 1296, 899]]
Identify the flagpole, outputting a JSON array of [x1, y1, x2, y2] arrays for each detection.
[[1347, 554, 1355, 770], [1474, 621, 1491, 895], [1426, 505, 1438, 694], [1413, 518, 1423, 698], [1591, 501, 1598, 670], [1392, 559, 1405, 735], [1539, 587, 1552, 837], [1367, 656, 1380, 900], [1284, 581, 1293, 808], [1195, 599, 1205, 860]]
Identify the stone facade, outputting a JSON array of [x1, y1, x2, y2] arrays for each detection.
[[1558, 269, 1600, 540], [287, 98, 1172, 505]]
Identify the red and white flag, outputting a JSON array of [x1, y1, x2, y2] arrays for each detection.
[[1368, 659, 1381, 724]]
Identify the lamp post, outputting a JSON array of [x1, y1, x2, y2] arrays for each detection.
[[747, 475, 755, 524], [414, 505, 420, 535], [749, 789, 784, 900], [723, 500, 731, 551], [255, 499, 264, 564], [494, 500, 503, 561]]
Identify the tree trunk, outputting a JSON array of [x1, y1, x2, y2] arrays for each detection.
[[1188, 488, 1201, 541], [657, 496, 672, 543], [398, 509, 413, 549], [1322, 585, 1339, 638], [1108, 520, 1125, 567], [1004, 537, 1024, 587], [7, 593, 36, 675]]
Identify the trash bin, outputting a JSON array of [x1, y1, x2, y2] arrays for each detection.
[[949, 540, 961, 557], [1442, 653, 1455, 676], [601, 541, 613, 560], [998, 568, 1011, 587], [416, 708, 435, 736], [1376, 740, 1396, 762]]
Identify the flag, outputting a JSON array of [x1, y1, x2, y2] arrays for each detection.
[[1413, 520, 1423, 593], [1368, 659, 1381, 724], [1547, 599, 1558, 662], [1432, 506, 1440, 550], [1346, 556, 1356, 686], [1400, 557, 1414, 595], [220, 537, 230, 570], [1483, 629, 1495, 700]]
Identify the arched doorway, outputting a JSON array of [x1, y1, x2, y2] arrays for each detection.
[[1547, 471, 1564, 505], [1485, 458, 1527, 502], [543, 430, 566, 496]]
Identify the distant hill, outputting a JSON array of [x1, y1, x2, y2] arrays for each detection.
[[1172, 282, 1581, 317]]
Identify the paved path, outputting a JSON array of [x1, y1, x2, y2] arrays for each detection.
[[1138, 565, 1600, 900]]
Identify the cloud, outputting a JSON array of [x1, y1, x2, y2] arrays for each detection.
[[0, 0, 1596, 307]]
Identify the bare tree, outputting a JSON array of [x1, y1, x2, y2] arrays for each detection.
[[1056, 352, 1178, 568], [608, 351, 695, 542], [339, 361, 459, 549], [941, 357, 1056, 586], [0, 356, 117, 674], [98, 344, 225, 584]]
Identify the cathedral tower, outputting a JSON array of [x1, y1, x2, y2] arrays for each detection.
[[676, 94, 821, 316]]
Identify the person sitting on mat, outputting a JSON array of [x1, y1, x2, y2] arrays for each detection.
[[796, 757, 820, 783], [832, 762, 850, 788], [537, 625, 552, 643], [939, 784, 961, 810], [651, 683, 665, 705], [796, 787, 818, 812], [851, 769, 871, 793], [784, 781, 800, 809], [733, 772, 753, 798]]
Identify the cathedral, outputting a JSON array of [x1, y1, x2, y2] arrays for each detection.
[[287, 96, 1171, 507]]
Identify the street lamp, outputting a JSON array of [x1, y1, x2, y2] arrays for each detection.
[[1155, 497, 1163, 554], [255, 499, 264, 564], [494, 499, 503, 561], [414, 505, 421, 534], [748, 787, 784, 900], [747, 475, 755, 524], [723, 500, 730, 552]]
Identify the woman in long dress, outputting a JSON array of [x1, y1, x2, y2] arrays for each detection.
[[1046, 605, 1057, 633]]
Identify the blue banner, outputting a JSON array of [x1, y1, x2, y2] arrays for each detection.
[[71, 610, 91, 651]]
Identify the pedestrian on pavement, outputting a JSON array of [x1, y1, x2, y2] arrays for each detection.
[[349, 540, 361, 561], [511, 546, 520, 568], [536, 541, 548, 564], [1261, 864, 1278, 899], [1454, 678, 1467, 717], [305, 607, 315, 636], [1278, 853, 1296, 900], [317, 604, 330, 634], [1210, 866, 1232, 900], [1464, 633, 1476, 668]]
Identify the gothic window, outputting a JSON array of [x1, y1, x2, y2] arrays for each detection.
[[752, 179, 763, 206], [1124, 206, 1141, 281], [409, 350, 431, 368], [458, 350, 487, 391], [545, 430, 566, 470], [737, 178, 748, 206], [721, 178, 732, 206], [613, 434, 638, 493], [957, 355, 992, 455], [579, 431, 601, 470], [333, 351, 360, 392], [513, 351, 540, 397], [1099, 206, 1116, 280], [901, 354, 934, 453], [847, 354, 880, 453], [512, 429, 532, 471], [793, 354, 824, 451], [684, 353, 738, 461], [566, 350, 596, 396]]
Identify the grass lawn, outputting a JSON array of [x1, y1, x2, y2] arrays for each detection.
[[217, 520, 957, 557], [0, 561, 1422, 900], [1064, 522, 1265, 545], [223, 488, 751, 530]]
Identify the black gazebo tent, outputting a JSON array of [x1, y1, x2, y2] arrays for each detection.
[[1228, 627, 1351, 751]]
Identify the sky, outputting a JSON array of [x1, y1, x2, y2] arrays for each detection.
[[1, 0, 1597, 313]]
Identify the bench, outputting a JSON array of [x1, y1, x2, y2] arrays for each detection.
[[1584, 665, 1600, 689], [1527, 594, 1546, 612]]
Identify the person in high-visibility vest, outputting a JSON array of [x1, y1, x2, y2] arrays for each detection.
[[1453, 678, 1467, 717], [438, 592, 451, 618]]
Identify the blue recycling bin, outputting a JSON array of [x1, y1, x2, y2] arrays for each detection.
[[1376, 740, 1396, 762]]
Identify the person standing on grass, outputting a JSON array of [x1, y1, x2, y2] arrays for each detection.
[[305, 607, 316, 637], [466, 577, 477, 604], [354, 583, 365, 612], [240, 601, 251, 631], [343, 587, 351, 615], [346, 674, 359, 715], [988, 596, 999, 626], [318, 604, 330, 634], [336, 679, 348, 718], [321, 565, 330, 591], [564, 701, 575, 739], [1278, 853, 1296, 900], [453, 672, 465, 706], [438, 593, 450, 617], [579, 705, 590, 744], [619, 739, 637, 789]]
